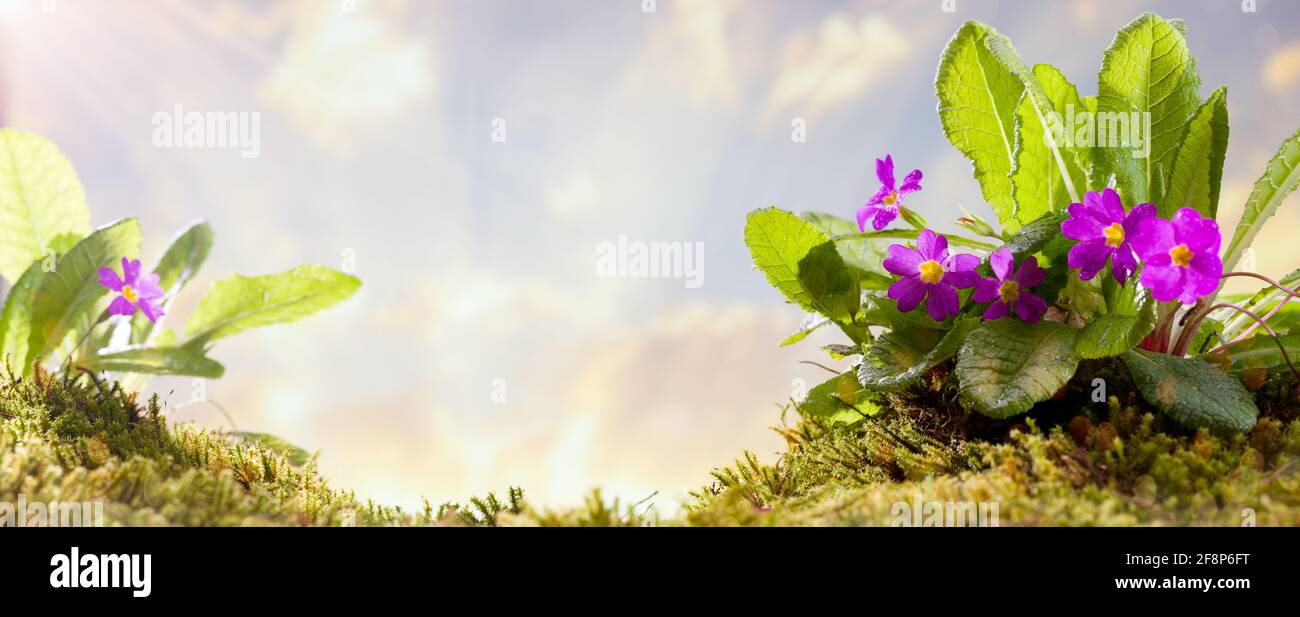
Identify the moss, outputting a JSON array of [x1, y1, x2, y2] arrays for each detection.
[[685, 392, 1300, 526], [7, 366, 1300, 526]]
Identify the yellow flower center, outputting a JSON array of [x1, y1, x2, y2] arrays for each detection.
[[918, 260, 944, 284], [1169, 243, 1194, 268], [122, 285, 139, 303], [882, 190, 898, 206], [1102, 222, 1125, 248], [998, 280, 1021, 304]]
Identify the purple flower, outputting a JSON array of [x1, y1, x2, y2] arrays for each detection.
[[883, 230, 980, 321], [1060, 188, 1155, 284], [1131, 208, 1222, 304], [98, 257, 165, 323], [857, 154, 922, 232], [972, 248, 1048, 323]]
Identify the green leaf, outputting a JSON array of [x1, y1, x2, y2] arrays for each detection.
[[1122, 349, 1258, 434], [230, 431, 311, 467], [1004, 210, 1068, 260], [1096, 13, 1200, 206], [1074, 289, 1157, 359], [858, 317, 979, 391], [982, 44, 1087, 223], [0, 130, 92, 283], [128, 220, 215, 346], [955, 320, 1080, 418], [831, 228, 997, 251], [797, 371, 879, 425], [801, 211, 893, 290], [182, 265, 360, 348], [83, 345, 225, 378], [744, 208, 859, 324], [0, 260, 45, 370], [25, 219, 141, 374], [1162, 87, 1229, 219], [822, 344, 861, 360], [1202, 331, 1296, 373], [779, 312, 830, 347], [1222, 126, 1300, 274], [936, 21, 1024, 229]]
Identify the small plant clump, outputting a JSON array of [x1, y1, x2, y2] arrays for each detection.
[[745, 12, 1300, 438]]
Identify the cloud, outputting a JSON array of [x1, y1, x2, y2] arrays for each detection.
[[257, 0, 435, 154], [762, 12, 910, 122], [1263, 40, 1300, 92]]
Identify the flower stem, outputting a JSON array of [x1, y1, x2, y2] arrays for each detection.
[[1195, 302, 1300, 381]]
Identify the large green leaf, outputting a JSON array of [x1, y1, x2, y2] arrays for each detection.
[[858, 317, 978, 391], [1074, 288, 1157, 359], [83, 345, 225, 378], [936, 21, 1024, 229], [182, 265, 361, 348], [797, 370, 880, 425], [25, 219, 141, 374], [955, 319, 1080, 418], [1122, 349, 1258, 434], [1222, 126, 1300, 274], [1095, 13, 1200, 206], [1162, 87, 1229, 219], [127, 220, 214, 346], [982, 42, 1087, 225], [744, 208, 859, 324], [0, 130, 92, 282], [0, 260, 45, 369]]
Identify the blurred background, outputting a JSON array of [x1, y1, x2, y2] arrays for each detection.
[[0, 0, 1298, 513]]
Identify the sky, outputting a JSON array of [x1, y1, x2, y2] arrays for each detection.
[[2, 0, 1300, 515]]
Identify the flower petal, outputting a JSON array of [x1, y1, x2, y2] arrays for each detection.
[[1014, 292, 1048, 323], [1139, 264, 1184, 302], [98, 267, 124, 292], [876, 155, 895, 190], [1188, 252, 1223, 300], [1099, 188, 1125, 222], [1061, 213, 1104, 241], [871, 207, 899, 231], [883, 244, 924, 276], [108, 295, 137, 317], [898, 169, 922, 195], [972, 277, 1001, 303], [138, 300, 165, 323], [925, 283, 959, 321], [916, 229, 947, 262], [1068, 239, 1112, 280], [122, 257, 141, 286], [888, 275, 927, 313], [1082, 190, 1111, 223], [135, 273, 165, 300], [1172, 207, 1221, 254], [865, 185, 891, 207], [1111, 243, 1138, 285], [1125, 202, 1157, 226], [982, 300, 1010, 321], [942, 269, 981, 289], [1130, 216, 1175, 260], [988, 247, 1014, 281], [857, 204, 879, 232], [1013, 256, 1046, 288]]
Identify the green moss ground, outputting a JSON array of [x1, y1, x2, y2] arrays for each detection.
[[3, 366, 1300, 526]]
